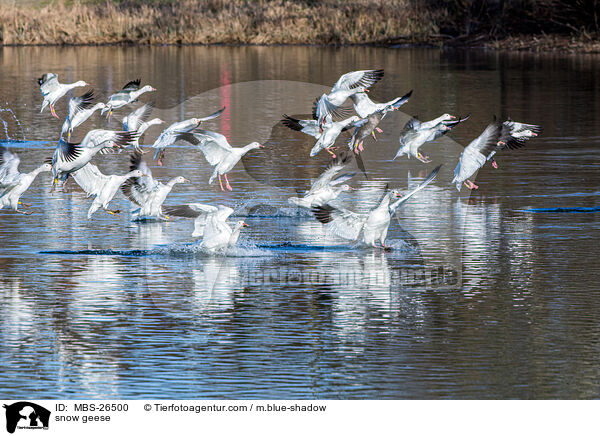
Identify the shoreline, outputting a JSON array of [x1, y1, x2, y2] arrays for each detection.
[[0, 0, 597, 54]]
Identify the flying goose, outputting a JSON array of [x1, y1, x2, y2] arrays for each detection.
[[60, 90, 106, 140], [178, 130, 263, 191], [122, 104, 164, 152], [121, 151, 189, 220], [394, 114, 470, 162], [51, 129, 137, 190], [350, 89, 413, 118], [288, 153, 355, 209], [487, 119, 542, 168], [313, 165, 441, 248], [151, 107, 225, 165], [71, 163, 147, 218], [38, 73, 88, 119], [314, 70, 384, 127], [0, 146, 52, 214], [101, 79, 156, 120]]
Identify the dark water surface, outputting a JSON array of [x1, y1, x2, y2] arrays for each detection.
[[1, 46, 599, 399]]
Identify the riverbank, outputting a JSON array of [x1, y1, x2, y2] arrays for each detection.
[[0, 0, 598, 53]]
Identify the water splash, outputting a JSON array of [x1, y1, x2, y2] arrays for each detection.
[[0, 103, 26, 141]]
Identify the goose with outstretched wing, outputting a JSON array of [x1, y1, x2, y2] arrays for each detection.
[[313, 165, 441, 248], [151, 106, 225, 166], [0, 146, 51, 214], [121, 151, 189, 220], [101, 79, 156, 120], [61, 90, 106, 140], [38, 73, 88, 119], [122, 103, 164, 152]]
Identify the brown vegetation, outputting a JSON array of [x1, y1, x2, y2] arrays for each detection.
[[0, 0, 598, 51]]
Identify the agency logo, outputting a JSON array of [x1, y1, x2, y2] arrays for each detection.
[[3, 402, 50, 434]]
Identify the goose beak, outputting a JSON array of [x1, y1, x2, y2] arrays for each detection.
[[183, 178, 191, 183], [363, 88, 369, 93], [151, 87, 157, 91], [396, 192, 402, 198], [242, 222, 249, 227], [450, 115, 456, 119], [258, 144, 264, 148]]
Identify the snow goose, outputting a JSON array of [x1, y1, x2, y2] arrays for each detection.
[[101, 79, 156, 120], [50, 129, 137, 190], [151, 107, 225, 165], [38, 73, 88, 118], [0, 146, 51, 214], [314, 70, 384, 127], [282, 114, 360, 158], [312, 165, 441, 248], [121, 151, 189, 220], [60, 90, 106, 140], [452, 120, 503, 191], [199, 218, 248, 253], [350, 89, 412, 118], [288, 153, 355, 209], [394, 114, 470, 162], [347, 111, 387, 154], [162, 203, 235, 238], [122, 104, 164, 152], [72, 163, 147, 218], [178, 130, 263, 191], [487, 119, 542, 168]]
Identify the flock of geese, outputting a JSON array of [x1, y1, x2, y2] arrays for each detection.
[[0, 69, 541, 251]]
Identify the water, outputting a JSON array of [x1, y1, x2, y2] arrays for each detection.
[[1, 46, 600, 399]]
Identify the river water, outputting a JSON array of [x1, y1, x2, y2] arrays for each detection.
[[0, 46, 599, 399]]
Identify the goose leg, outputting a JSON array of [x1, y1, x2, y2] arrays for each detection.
[[224, 174, 233, 191], [416, 152, 431, 163], [157, 150, 164, 166], [325, 147, 336, 158], [464, 180, 479, 190], [18, 202, 32, 208], [50, 104, 59, 119], [106, 208, 121, 215], [16, 208, 33, 215], [371, 131, 377, 141], [491, 160, 498, 169], [375, 127, 383, 133], [358, 141, 364, 152], [219, 174, 225, 191]]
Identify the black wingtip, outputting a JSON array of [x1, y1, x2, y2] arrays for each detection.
[[122, 79, 141, 90], [312, 205, 334, 224]]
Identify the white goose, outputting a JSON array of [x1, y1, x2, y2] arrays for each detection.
[[0, 146, 51, 214], [122, 104, 164, 152], [179, 130, 263, 191], [394, 114, 469, 162], [38, 73, 88, 119], [282, 114, 360, 157], [452, 120, 503, 191], [121, 151, 189, 220], [101, 79, 156, 120], [151, 107, 225, 165], [314, 70, 384, 127], [288, 153, 355, 209], [71, 163, 147, 219], [161, 203, 241, 241], [350, 89, 412, 118], [51, 129, 137, 190], [487, 119, 542, 168], [60, 90, 106, 140], [313, 165, 441, 248]]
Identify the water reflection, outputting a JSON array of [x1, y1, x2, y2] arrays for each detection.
[[1, 46, 600, 399]]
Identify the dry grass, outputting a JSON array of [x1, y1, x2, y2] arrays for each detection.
[[0, 0, 439, 46]]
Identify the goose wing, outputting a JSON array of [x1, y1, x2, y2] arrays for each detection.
[[191, 130, 233, 166], [121, 79, 141, 92], [312, 204, 367, 242], [332, 69, 384, 91], [121, 151, 159, 207], [67, 90, 95, 118], [0, 146, 21, 187], [281, 115, 321, 139], [498, 120, 542, 151], [389, 165, 441, 214], [123, 103, 154, 131], [308, 153, 352, 194], [72, 163, 110, 197]]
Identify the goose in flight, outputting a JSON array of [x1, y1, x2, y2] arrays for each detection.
[[288, 153, 355, 209], [0, 146, 52, 214], [350, 89, 413, 118], [487, 119, 542, 168], [38, 73, 88, 119], [121, 151, 189, 220], [72, 163, 147, 218], [101, 79, 156, 120], [151, 107, 225, 166], [394, 114, 470, 162], [347, 110, 386, 154], [60, 90, 106, 140], [452, 120, 503, 191], [314, 69, 384, 127], [282, 114, 360, 158], [178, 130, 263, 191], [51, 129, 137, 190], [122, 104, 164, 153], [312, 165, 441, 248], [162, 203, 238, 240]]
